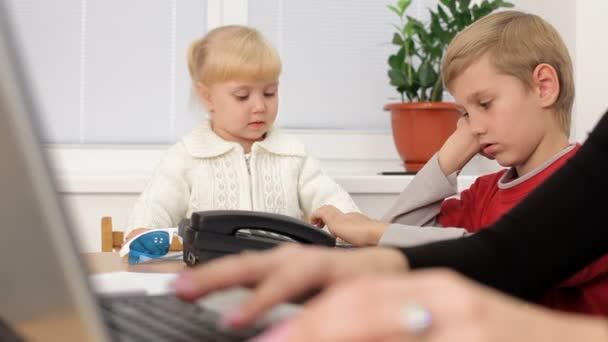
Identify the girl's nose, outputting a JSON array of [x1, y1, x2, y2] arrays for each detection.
[[252, 95, 267, 113]]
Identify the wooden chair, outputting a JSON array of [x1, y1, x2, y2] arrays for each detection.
[[100, 216, 183, 252]]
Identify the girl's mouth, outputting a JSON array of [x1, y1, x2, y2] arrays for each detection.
[[248, 121, 266, 128]]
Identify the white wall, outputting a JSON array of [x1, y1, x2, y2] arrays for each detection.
[[574, 0, 608, 141]]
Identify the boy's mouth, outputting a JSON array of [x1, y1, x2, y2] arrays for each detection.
[[481, 143, 497, 156]]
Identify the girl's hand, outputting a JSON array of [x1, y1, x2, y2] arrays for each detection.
[[255, 270, 608, 342], [311, 205, 388, 246], [172, 245, 408, 328]]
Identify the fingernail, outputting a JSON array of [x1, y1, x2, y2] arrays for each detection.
[[218, 309, 244, 329], [249, 320, 293, 342], [170, 270, 196, 293]]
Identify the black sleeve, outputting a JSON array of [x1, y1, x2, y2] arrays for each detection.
[[400, 110, 608, 300]]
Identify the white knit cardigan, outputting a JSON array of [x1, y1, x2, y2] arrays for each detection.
[[126, 121, 359, 233]]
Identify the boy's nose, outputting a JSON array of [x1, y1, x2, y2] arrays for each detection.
[[468, 118, 487, 135]]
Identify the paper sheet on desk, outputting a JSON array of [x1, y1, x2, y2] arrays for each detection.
[[89, 271, 177, 295]]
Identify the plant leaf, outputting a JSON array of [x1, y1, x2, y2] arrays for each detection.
[[458, 0, 471, 13], [388, 47, 405, 69], [391, 32, 404, 46], [387, 5, 402, 17], [398, 0, 412, 12], [437, 5, 451, 25], [387, 0, 512, 102], [446, 0, 459, 20], [403, 21, 415, 36], [458, 0, 473, 26], [404, 37, 416, 56], [388, 69, 408, 88], [405, 15, 425, 30], [430, 77, 444, 102], [418, 60, 438, 88], [430, 12, 445, 38]]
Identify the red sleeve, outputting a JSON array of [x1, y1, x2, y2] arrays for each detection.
[[437, 172, 504, 232], [559, 254, 608, 287]]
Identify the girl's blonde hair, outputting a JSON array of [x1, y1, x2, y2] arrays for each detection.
[[187, 25, 281, 86], [442, 11, 574, 135]]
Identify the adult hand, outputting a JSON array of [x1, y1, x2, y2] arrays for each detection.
[[311, 205, 388, 246], [253, 269, 608, 342], [172, 244, 408, 328]]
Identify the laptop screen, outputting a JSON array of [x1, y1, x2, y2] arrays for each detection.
[[0, 1, 109, 340]]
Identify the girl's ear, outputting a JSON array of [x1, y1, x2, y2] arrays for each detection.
[[196, 82, 214, 112], [532, 63, 560, 109]]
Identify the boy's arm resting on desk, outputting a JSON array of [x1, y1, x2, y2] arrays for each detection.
[[298, 156, 361, 217], [381, 154, 458, 226], [378, 153, 470, 247], [379, 224, 470, 247], [126, 144, 191, 236]]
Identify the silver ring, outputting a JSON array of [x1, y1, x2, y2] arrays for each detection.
[[400, 301, 432, 335]]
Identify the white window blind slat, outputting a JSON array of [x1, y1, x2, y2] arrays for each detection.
[[7, 0, 82, 142]]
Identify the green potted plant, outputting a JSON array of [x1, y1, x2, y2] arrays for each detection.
[[385, 0, 513, 172]]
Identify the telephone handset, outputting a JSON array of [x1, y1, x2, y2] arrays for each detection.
[[180, 210, 336, 265]]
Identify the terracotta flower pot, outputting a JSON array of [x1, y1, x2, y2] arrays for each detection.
[[384, 102, 459, 172]]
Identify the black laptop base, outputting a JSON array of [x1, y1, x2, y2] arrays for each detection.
[[99, 294, 265, 342]]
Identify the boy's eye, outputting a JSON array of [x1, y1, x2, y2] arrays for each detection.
[[479, 100, 491, 109], [461, 112, 470, 119], [235, 94, 249, 101], [264, 92, 276, 98]]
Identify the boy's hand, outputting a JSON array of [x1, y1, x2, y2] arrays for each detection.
[[437, 117, 483, 176], [311, 205, 388, 246]]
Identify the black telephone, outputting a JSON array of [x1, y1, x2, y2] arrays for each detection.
[[179, 210, 337, 266]]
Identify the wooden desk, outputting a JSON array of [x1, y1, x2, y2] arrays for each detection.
[[84, 252, 186, 274]]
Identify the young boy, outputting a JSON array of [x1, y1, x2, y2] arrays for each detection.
[[311, 11, 608, 315]]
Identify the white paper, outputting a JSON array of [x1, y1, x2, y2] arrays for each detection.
[[90, 271, 178, 295]]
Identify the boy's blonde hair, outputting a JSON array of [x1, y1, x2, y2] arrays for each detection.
[[442, 11, 574, 135], [188, 25, 281, 86]]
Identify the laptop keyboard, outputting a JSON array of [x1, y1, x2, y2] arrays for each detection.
[[0, 317, 24, 342], [99, 295, 264, 342]]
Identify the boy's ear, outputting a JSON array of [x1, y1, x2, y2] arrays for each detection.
[[196, 82, 214, 112], [532, 63, 560, 108]]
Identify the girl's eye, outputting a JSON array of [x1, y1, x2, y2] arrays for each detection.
[[235, 95, 249, 101], [479, 100, 491, 109], [264, 92, 276, 98]]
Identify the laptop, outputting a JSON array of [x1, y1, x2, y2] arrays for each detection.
[[0, 2, 296, 341]]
